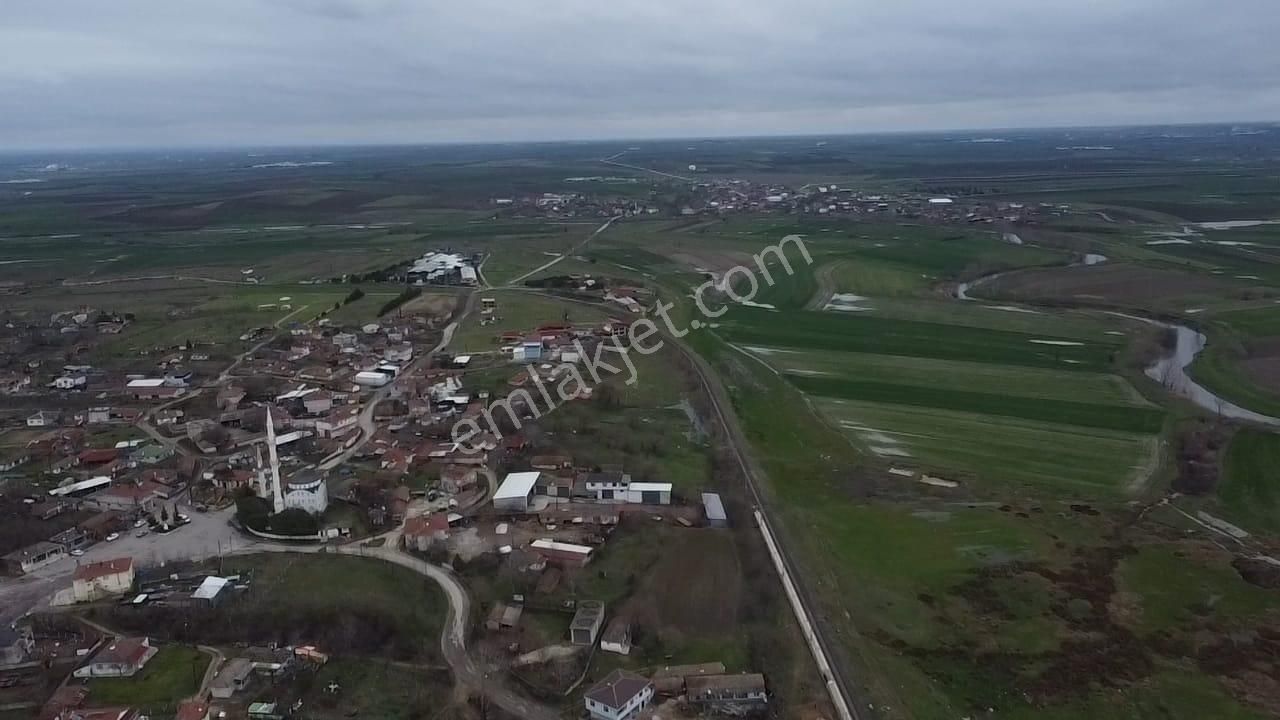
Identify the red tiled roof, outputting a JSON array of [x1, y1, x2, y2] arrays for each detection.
[[92, 637, 151, 668], [404, 513, 449, 537], [73, 557, 133, 582]]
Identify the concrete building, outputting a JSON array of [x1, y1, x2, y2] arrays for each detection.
[[209, 657, 255, 699], [601, 617, 631, 655], [72, 557, 135, 602], [283, 468, 329, 515], [87, 480, 168, 514], [315, 406, 360, 437], [493, 472, 541, 512], [686, 673, 768, 709], [4, 541, 65, 575], [531, 538, 593, 567], [702, 492, 728, 528], [570, 600, 605, 646], [74, 637, 158, 678], [584, 670, 654, 720], [27, 410, 60, 427], [583, 472, 671, 504], [403, 514, 450, 552]]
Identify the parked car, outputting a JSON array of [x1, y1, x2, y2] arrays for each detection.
[[133, 519, 146, 528], [135, 528, 149, 538], [70, 549, 85, 557], [193, 503, 208, 513], [105, 532, 119, 542]]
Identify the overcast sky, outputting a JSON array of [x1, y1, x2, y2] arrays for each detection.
[[4, 0, 1279, 149]]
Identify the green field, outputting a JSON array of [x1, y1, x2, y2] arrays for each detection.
[[1219, 429, 1280, 533], [720, 306, 1120, 371], [747, 346, 1149, 406], [87, 645, 208, 712], [815, 397, 1156, 493]]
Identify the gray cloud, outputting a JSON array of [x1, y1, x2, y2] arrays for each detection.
[[2, 0, 1278, 148]]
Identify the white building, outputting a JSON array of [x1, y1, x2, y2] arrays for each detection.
[[493, 472, 541, 512], [315, 406, 360, 437], [53, 375, 87, 390], [584, 670, 654, 720], [283, 469, 329, 515], [353, 371, 391, 388], [582, 473, 672, 504], [72, 558, 135, 603]]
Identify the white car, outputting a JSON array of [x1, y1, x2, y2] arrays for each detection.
[[133, 519, 147, 528], [105, 532, 120, 542], [70, 549, 85, 557]]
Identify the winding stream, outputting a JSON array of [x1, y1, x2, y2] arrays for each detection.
[[957, 254, 1280, 427]]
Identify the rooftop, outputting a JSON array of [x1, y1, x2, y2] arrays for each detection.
[[584, 669, 652, 710], [494, 471, 541, 501], [73, 557, 133, 582]]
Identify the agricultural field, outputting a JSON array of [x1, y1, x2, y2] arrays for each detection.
[[450, 289, 612, 352]]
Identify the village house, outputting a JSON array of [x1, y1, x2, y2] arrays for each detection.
[[530, 538, 593, 567], [315, 406, 359, 438], [402, 513, 450, 551], [72, 558, 135, 603], [87, 480, 169, 514], [584, 670, 655, 720], [3, 541, 66, 575], [126, 378, 184, 400], [686, 673, 769, 709], [74, 637, 158, 678], [53, 374, 87, 390], [27, 410, 61, 427], [601, 617, 632, 655]]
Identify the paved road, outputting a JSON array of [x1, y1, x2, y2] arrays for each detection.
[[504, 216, 618, 287]]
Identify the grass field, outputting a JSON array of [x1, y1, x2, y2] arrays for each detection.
[[87, 645, 208, 712], [720, 306, 1121, 371], [814, 397, 1157, 493], [1219, 429, 1280, 533], [750, 346, 1150, 406], [300, 658, 454, 720], [451, 289, 611, 352], [216, 553, 447, 661]]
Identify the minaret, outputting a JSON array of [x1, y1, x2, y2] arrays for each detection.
[[265, 407, 285, 514]]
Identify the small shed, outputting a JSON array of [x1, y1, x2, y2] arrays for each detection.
[[702, 493, 728, 528]]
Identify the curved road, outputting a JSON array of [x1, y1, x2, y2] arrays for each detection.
[[242, 540, 559, 720]]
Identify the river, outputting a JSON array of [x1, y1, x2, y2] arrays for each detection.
[[956, 255, 1280, 426]]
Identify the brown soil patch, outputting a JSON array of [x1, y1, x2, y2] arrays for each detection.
[[670, 250, 755, 276], [624, 529, 742, 644], [399, 292, 459, 319]]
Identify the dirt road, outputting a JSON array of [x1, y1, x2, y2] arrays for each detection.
[[505, 216, 618, 286]]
